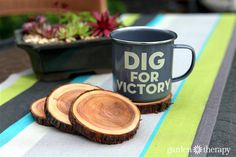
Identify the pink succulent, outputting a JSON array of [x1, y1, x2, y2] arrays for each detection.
[[90, 11, 119, 37], [22, 16, 62, 39]]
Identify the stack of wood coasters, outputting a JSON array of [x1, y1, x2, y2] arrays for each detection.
[[30, 83, 141, 144]]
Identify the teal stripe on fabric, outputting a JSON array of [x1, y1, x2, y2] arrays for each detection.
[[70, 75, 91, 83], [139, 15, 221, 157], [0, 75, 91, 148], [0, 113, 34, 147], [146, 14, 164, 26]]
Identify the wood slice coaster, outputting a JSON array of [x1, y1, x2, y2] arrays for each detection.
[[69, 90, 141, 144], [45, 83, 100, 133], [134, 94, 172, 114], [30, 97, 51, 126]]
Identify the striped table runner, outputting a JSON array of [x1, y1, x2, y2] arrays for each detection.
[[0, 14, 235, 157]]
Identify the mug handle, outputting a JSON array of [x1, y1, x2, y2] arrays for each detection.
[[172, 44, 196, 82]]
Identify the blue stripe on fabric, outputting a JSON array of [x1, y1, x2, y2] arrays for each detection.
[[70, 75, 91, 83], [146, 14, 164, 26], [0, 113, 34, 147], [139, 15, 221, 157], [0, 75, 91, 148]]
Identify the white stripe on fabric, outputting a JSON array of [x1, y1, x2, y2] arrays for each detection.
[[152, 14, 179, 28], [25, 114, 164, 157], [0, 69, 33, 92], [0, 123, 52, 157], [0, 73, 111, 156], [85, 73, 112, 87]]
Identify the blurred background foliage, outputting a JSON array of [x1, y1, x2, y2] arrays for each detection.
[[108, 0, 127, 15], [0, 0, 128, 39], [0, 16, 27, 39], [0, 0, 235, 39], [0, 15, 60, 39]]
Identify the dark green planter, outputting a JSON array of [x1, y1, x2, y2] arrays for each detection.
[[15, 29, 112, 81]]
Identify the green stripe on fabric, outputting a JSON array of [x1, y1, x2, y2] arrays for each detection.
[[122, 14, 140, 26], [0, 74, 37, 106], [146, 14, 236, 157]]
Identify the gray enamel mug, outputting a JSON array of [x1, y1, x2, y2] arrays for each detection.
[[110, 27, 195, 102]]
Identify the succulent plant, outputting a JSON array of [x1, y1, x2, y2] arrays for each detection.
[[59, 12, 95, 24], [22, 11, 123, 44], [89, 11, 120, 37], [59, 12, 80, 24], [57, 21, 90, 40], [35, 16, 46, 24], [77, 12, 96, 23], [57, 25, 76, 40], [22, 16, 61, 39]]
